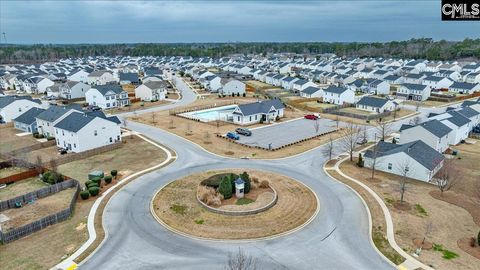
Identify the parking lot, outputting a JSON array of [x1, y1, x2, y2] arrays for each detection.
[[231, 118, 338, 150]]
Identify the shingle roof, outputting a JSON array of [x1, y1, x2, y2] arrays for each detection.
[[400, 119, 452, 138], [457, 107, 479, 118], [119, 72, 139, 82], [364, 140, 444, 170], [401, 83, 428, 91], [92, 84, 124, 95], [13, 107, 45, 125], [356, 96, 389, 108], [450, 82, 478, 90], [444, 111, 471, 127], [302, 86, 321, 95], [323, 86, 349, 94], [235, 99, 285, 116], [36, 105, 80, 122], [0, 95, 41, 109], [54, 112, 95, 132]]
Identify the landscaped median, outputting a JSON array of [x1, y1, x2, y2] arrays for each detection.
[[325, 143, 480, 270], [151, 169, 319, 240]]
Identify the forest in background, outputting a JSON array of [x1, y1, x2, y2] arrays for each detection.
[[1, 38, 480, 64]]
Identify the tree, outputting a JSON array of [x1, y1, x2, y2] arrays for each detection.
[[396, 159, 412, 203], [370, 134, 380, 180], [409, 116, 422, 126], [321, 134, 335, 161], [433, 158, 463, 195], [219, 176, 232, 199], [34, 155, 43, 175], [357, 153, 364, 167], [338, 122, 361, 161], [240, 172, 251, 193], [313, 118, 320, 134], [225, 248, 257, 270], [334, 115, 340, 129], [374, 118, 393, 141], [151, 112, 157, 124], [169, 118, 175, 129]]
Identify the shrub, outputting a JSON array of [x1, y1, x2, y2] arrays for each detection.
[[357, 153, 364, 167], [242, 93, 246, 97], [88, 186, 100, 196], [42, 171, 64, 184], [91, 177, 101, 186], [87, 182, 99, 189], [170, 204, 187, 215], [104, 175, 112, 184], [80, 190, 90, 200], [111, 170, 118, 178], [259, 180, 270, 188], [240, 171, 251, 193], [218, 176, 233, 199], [46, 136, 55, 141], [85, 180, 93, 189]]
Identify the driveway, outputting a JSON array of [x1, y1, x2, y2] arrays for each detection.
[[234, 118, 337, 149]]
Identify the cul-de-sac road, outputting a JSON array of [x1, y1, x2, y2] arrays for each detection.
[[81, 77, 446, 270]]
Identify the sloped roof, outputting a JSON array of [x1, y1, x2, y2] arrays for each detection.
[[0, 95, 41, 109], [92, 84, 124, 95], [13, 107, 45, 125], [364, 140, 444, 170], [302, 86, 321, 95], [235, 99, 285, 116], [400, 119, 452, 138], [36, 105, 80, 122], [323, 86, 349, 94], [356, 96, 389, 108]]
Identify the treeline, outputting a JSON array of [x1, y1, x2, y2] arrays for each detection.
[[1, 38, 480, 64]]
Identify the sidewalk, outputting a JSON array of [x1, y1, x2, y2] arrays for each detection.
[[331, 154, 434, 270]]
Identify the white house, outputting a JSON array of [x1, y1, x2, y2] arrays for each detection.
[[322, 86, 355, 105], [430, 111, 472, 145], [67, 69, 90, 83], [399, 119, 452, 153], [87, 70, 116, 85], [59, 81, 90, 100], [363, 140, 444, 182], [220, 79, 246, 96], [449, 82, 480, 94], [397, 83, 431, 101], [422, 76, 453, 90], [465, 73, 480, 84], [54, 112, 121, 153], [13, 107, 45, 133], [281, 77, 298, 90], [231, 99, 285, 125], [355, 96, 395, 114], [403, 73, 425, 84], [29, 76, 55, 94], [135, 81, 167, 101], [36, 105, 83, 138], [85, 85, 129, 109], [300, 86, 323, 98], [0, 96, 43, 123], [292, 79, 317, 93], [202, 75, 222, 92]]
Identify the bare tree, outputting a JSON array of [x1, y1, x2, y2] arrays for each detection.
[[225, 248, 257, 270], [322, 134, 335, 161], [151, 112, 157, 124], [204, 131, 211, 144], [396, 158, 412, 203], [313, 118, 320, 134], [169, 118, 175, 129], [392, 103, 399, 120], [334, 115, 340, 129], [415, 101, 423, 112], [185, 122, 192, 135], [409, 116, 422, 126], [433, 157, 463, 195], [34, 155, 43, 175], [122, 119, 128, 129], [374, 118, 394, 141], [338, 122, 361, 161], [370, 134, 380, 180]]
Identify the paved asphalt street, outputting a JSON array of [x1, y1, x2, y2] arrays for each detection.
[[82, 77, 449, 270]]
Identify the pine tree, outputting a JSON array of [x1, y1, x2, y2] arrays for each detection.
[[357, 153, 364, 167], [219, 176, 232, 199], [240, 172, 251, 193]]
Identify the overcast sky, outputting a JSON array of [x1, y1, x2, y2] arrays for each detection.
[[1, 1, 479, 44]]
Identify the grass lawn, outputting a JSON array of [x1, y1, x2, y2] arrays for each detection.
[[132, 97, 344, 159], [105, 99, 171, 114], [338, 158, 480, 270], [245, 80, 277, 90], [236, 198, 254, 205], [153, 169, 318, 240], [0, 177, 48, 201], [0, 166, 29, 179], [338, 107, 374, 116], [57, 135, 167, 185]]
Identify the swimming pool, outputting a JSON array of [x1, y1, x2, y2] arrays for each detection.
[[179, 105, 238, 122]]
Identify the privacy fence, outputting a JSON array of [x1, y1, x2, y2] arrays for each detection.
[[0, 179, 80, 244]]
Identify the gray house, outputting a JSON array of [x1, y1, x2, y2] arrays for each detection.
[[13, 107, 46, 133]]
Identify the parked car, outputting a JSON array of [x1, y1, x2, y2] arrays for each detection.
[[304, 114, 319, 120], [235, 127, 252, 136], [58, 148, 68, 155], [226, 132, 240, 140]]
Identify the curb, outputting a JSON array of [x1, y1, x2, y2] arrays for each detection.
[[149, 168, 320, 243]]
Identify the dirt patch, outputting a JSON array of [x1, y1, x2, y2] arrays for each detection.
[[0, 177, 48, 201], [152, 169, 318, 240], [458, 237, 480, 260], [1, 188, 76, 231], [413, 238, 434, 250], [393, 201, 412, 211], [429, 190, 480, 227]]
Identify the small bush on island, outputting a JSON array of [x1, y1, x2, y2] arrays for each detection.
[[88, 186, 100, 196], [80, 190, 90, 200], [111, 170, 118, 178], [104, 175, 113, 184], [259, 180, 270, 188], [240, 172, 251, 193]]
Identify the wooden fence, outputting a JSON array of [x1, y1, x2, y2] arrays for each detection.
[[169, 100, 238, 115], [48, 142, 122, 167], [0, 122, 14, 129], [0, 140, 56, 159], [0, 169, 38, 184], [0, 179, 80, 244]]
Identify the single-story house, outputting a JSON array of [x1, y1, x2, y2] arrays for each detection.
[[356, 96, 395, 113], [231, 99, 285, 125]]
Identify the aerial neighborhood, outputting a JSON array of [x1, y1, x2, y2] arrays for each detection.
[[1, 51, 480, 270]]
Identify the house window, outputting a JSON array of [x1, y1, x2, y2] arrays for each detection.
[[62, 130, 64, 136], [388, 163, 392, 170], [238, 116, 240, 121], [94, 130, 98, 136], [405, 166, 409, 172], [117, 135, 120, 141], [249, 116, 252, 121], [47, 123, 49, 126], [18, 108, 22, 112], [255, 115, 258, 120], [74, 143, 76, 148], [109, 137, 113, 143]]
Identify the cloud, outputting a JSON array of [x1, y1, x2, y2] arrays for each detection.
[[1, 0, 479, 43]]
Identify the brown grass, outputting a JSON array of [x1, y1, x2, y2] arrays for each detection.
[[0, 177, 48, 201], [0, 127, 38, 154], [152, 169, 318, 239], [339, 158, 480, 270], [1, 188, 75, 231]]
